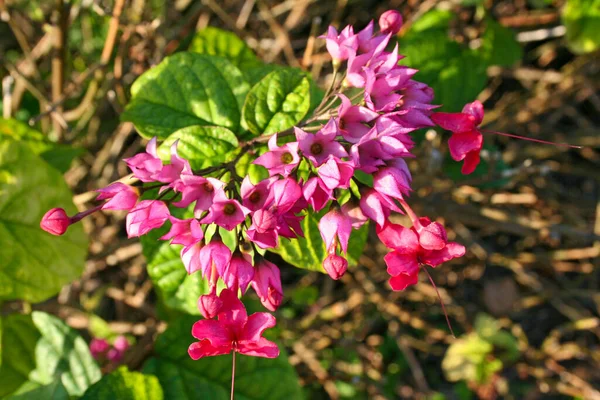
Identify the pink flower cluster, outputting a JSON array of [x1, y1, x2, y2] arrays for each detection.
[[45, 9, 550, 361]]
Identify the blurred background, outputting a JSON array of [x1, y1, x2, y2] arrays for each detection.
[[1, 0, 599, 398]]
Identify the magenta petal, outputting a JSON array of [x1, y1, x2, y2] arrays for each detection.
[[448, 131, 483, 162], [462, 101, 484, 125], [388, 272, 419, 291], [376, 222, 419, 252], [218, 289, 249, 333], [188, 340, 232, 360], [418, 221, 447, 251], [431, 112, 476, 134], [240, 313, 276, 342], [191, 320, 232, 346], [237, 337, 280, 358], [421, 242, 466, 267], [384, 250, 419, 277]]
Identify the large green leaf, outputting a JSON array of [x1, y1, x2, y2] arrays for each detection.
[[156, 125, 239, 170], [122, 53, 251, 138], [7, 380, 69, 400], [0, 140, 88, 303], [189, 27, 260, 70], [479, 18, 522, 67], [562, 0, 600, 54], [0, 314, 40, 397], [270, 211, 368, 273], [242, 69, 311, 136], [0, 118, 83, 173], [143, 316, 303, 400], [81, 367, 163, 400], [29, 311, 101, 396]]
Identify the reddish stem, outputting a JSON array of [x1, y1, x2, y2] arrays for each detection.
[[422, 266, 455, 338], [482, 130, 582, 149]]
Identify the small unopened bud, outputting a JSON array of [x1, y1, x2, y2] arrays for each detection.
[[113, 335, 129, 353], [89, 338, 110, 359], [323, 254, 348, 280], [198, 292, 223, 319], [40, 208, 71, 236], [379, 10, 403, 35]]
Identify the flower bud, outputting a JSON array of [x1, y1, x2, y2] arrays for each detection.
[[251, 259, 283, 311], [89, 338, 110, 359], [323, 254, 348, 280], [198, 292, 223, 319], [379, 10, 403, 35], [113, 335, 129, 353], [40, 208, 71, 236]]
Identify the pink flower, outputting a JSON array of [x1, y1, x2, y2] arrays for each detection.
[[302, 177, 334, 212], [267, 177, 303, 215], [241, 177, 276, 212], [372, 158, 412, 200], [173, 176, 225, 217], [201, 192, 250, 231], [377, 222, 465, 291], [322, 25, 358, 63], [198, 291, 223, 319], [153, 140, 192, 189], [323, 254, 348, 280], [188, 289, 279, 359], [431, 101, 484, 175], [106, 348, 123, 363], [125, 200, 170, 238], [251, 258, 283, 312], [295, 120, 347, 166], [253, 135, 300, 177], [319, 208, 352, 254], [89, 338, 110, 359], [341, 202, 368, 229], [160, 217, 204, 247], [317, 156, 354, 190], [182, 242, 203, 275], [246, 209, 279, 249], [198, 238, 232, 278], [40, 207, 71, 236], [96, 183, 139, 211], [379, 10, 403, 35], [337, 94, 379, 143], [223, 252, 255, 293], [123, 137, 163, 182], [359, 189, 402, 227]]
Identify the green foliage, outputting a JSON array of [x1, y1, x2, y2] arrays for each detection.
[[270, 211, 368, 273], [143, 316, 303, 400], [399, 10, 521, 112], [0, 118, 83, 173], [562, 0, 600, 54], [156, 125, 239, 170], [7, 380, 69, 400], [122, 53, 250, 138], [189, 27, 260, 70], [0, 315, 40, 397], [81, 367, 163, 400], [0, 140, 88, 303], [243, 69, 311, 136], [28, 311, 101, 396], [442, 314, 519, 386]]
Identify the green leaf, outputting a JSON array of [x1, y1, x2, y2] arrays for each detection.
[[408, 9, 453, 32], [7, 380, 69, 400], [0, 314, 40, 397], [81, 366, 163, 400], [122, 53, 251, 138], [0, 140, 88, 303], [29, 311, 101, 396], [242, 69, 311, 136], [562, 0, 600, 54], [143, 316, 303, 400], [156, 125, 239, 170], [0, 118, 83, 173], [442, 333, 495, 384], [479, 18, 522, 67], [189, 27, 260, 70], [270, 211, 368, 273]]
